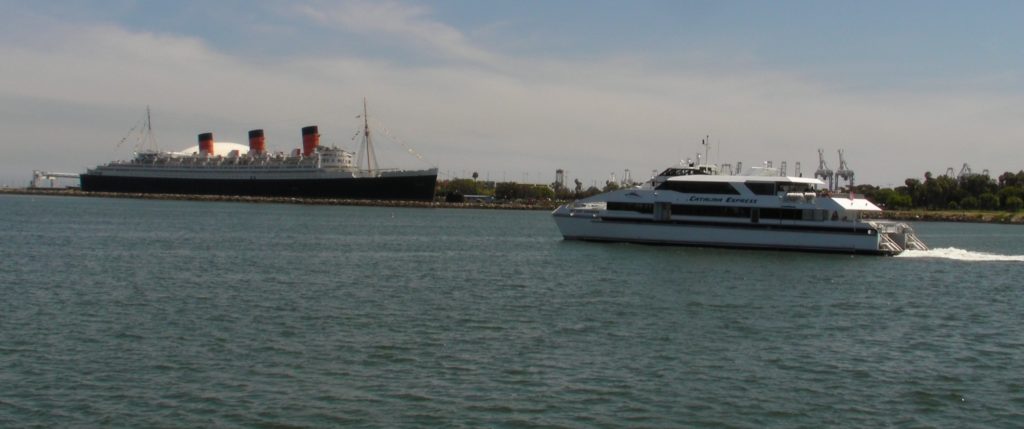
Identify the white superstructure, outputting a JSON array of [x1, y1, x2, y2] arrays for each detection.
[[87, 145, 432, 180], [552, 163, 927, 255]]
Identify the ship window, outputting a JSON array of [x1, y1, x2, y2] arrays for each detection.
[[657, 167, 708, 177], [671, 205, 751, 218], [778, 182, 813, 193], [607, 202, 654, 213], [759, 208, 805, 220], [746, 182, 776, 195], [656, 181, 740, 194]]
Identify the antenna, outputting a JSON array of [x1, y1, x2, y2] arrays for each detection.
[[145, 105, 157, 151], [703, 134, 711, 165]]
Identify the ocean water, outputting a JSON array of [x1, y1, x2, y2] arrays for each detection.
[[1, 194, 1023, 427]]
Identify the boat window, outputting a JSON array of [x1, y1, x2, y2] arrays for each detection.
[[654, 202, 672, 221], [671, 205, 751, 218], [656, 181, 740, 194], [759, 208, 805, 220], [801, 209, 826, 221], [746, 182, 776, 195], [778, 182, 812, 193], [657, 167, 708, 177], [607, 202, 654, 213]]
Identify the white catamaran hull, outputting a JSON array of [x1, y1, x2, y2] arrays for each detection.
[[553, 208, 887, 254]]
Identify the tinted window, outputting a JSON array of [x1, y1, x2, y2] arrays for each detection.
[[671, 205, 751, 218], [778, 182, 813, 193], [760, 208, 805, 220], [656, 181, 740, 194], [607, 202, 654, 213], [746, 182, 776, 195]]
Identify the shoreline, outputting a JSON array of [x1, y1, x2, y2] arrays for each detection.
[[3, 187, 1021, 223], [863, 209, 1024, 224], [0, 187, 559, 211]]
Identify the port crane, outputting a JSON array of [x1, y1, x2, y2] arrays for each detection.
[[814, 149, 835, 191], [835, 149, 855, 190]]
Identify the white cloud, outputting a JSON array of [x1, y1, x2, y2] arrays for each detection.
[[295, 0, 502, 67], [1, 2, 1022, 188]]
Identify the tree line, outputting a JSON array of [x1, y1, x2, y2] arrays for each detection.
[[436, 178, 625, 202], [856, 170, 1024, 212], [438, 170, 1024, 212]]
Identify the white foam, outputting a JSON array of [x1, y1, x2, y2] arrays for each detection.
[[897, 247, 1024, 262]]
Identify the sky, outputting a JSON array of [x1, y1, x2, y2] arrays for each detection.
[[1, 0, 1022, 188]]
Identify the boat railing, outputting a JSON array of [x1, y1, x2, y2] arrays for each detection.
[[108, 159, 329, 169], [878, 233, 903, 254], [904, 231, 929, 251], [869, 221, 929, 253]]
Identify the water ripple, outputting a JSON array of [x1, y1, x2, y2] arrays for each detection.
[[1, 196, 1023, 427]]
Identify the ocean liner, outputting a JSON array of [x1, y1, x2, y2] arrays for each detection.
[[80, 101, 438, 201], [552, 161, 928, 255]]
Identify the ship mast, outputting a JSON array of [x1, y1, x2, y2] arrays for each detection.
[[144, 105, 158, 151], [119, 105, 158, 151], [360, 97, 379, 175]]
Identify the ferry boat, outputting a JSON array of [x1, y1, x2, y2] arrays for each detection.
[[552, 162, 928, 255], [80, 101, 438, 201]]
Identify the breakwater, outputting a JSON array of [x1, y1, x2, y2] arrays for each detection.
[[0, 187, 559, 211]]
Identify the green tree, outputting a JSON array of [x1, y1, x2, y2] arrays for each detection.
[[961, 174, 996, 197], [870, 188, 897, 207], [923, 174, 958, 209], [494, 182, 520, 200], [1006, 196, 1024, 212], [998, 186, 1024, 207], [527, 185, 555, 200], [904, 178, 924, 207], [960, 196, 979, 210], [579, 186, 602, 198], [979, 193, 1000, 210], [442, 178, 481, 196], [998, 171, 1024, 187], [853, 184, 881, 202], [886, 193, 913, 210]]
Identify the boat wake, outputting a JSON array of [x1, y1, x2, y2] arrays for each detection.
[[897, 247, 1024, 262]]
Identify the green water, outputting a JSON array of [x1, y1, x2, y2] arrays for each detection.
[[1, 194, 1022, 427]]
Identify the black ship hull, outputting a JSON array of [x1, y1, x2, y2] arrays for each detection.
[[80, 173, 438, 201]]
